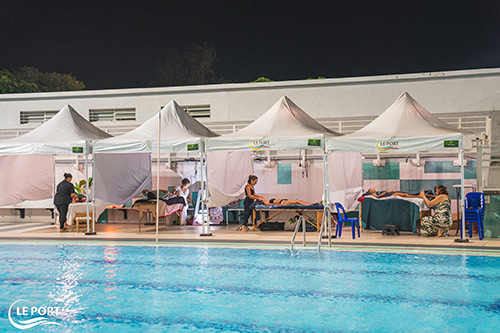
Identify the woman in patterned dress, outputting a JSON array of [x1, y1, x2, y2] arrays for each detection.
[[419, 185, 453, 237]]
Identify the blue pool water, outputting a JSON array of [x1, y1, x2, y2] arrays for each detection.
[[1, 243, 500, 332]]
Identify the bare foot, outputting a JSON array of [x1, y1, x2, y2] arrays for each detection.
[[436, 229, 443, 237], [242, 225, 248, 232]]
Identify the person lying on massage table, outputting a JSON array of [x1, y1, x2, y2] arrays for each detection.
[[364, 188, 435, 199], [262, 198, 320, 206]]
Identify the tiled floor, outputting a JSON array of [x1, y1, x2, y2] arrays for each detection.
[[1, 222, 499, 251]]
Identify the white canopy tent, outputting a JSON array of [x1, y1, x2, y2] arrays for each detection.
[[326, 92, 474, 240], [205, 96, 362, 226], [0, 105, 112, 232], [93, 101, 219, 239]]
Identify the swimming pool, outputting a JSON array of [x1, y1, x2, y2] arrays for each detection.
[[1, 242, 499, 332]]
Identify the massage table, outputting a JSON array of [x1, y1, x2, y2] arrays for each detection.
[[67, 201, 109, 232], [132, 198, 185, 232], [252, 203, 324, 231], [360, 196, 430, 233]]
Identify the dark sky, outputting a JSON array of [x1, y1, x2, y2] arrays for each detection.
[[2, 0, 500, 90]]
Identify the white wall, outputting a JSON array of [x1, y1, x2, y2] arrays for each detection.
[[1, 68, 500, 130]]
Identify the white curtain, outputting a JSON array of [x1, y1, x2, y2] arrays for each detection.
[[94, 153, 152, 205], [0, 155, 55, 206], [207, 151, 253, 207], [328, 152, 363, 210]]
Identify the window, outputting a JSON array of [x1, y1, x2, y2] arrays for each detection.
[[89, 108, 136, 122], [181, 104, 211, 118], [20, 110, 58, 124]]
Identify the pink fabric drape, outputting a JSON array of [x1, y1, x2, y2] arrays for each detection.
[[0, 155, 55, 206]]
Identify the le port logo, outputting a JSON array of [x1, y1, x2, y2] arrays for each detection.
[[250, 138, 270, 150], [376, 137, 400, 152], [8, 300, 62, 330]]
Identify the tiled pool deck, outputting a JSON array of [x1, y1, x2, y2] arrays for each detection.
[[1, 222, 500, 255]]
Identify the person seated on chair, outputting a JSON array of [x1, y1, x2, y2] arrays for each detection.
[[263, 198, 320, 206], [419, 185, 453, 237], [172, 178, 193, 225]]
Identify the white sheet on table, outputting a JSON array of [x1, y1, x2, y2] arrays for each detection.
[[364, 195, 430, 211], [66, 199, 110, 225]]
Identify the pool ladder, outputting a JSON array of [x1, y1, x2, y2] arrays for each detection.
[[290, 205, 334, 251]]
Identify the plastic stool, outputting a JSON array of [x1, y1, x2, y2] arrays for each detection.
[[382, 224, 400, 235]]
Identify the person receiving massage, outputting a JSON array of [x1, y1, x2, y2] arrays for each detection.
[[238, 175, 266, 232], [364, 188, 435, 199], [263, 198, 319, 206]]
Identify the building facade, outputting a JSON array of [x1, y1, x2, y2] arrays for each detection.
[[1, 68, 499, 145]]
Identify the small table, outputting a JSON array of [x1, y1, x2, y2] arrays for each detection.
[[67, 203, 94, 232]]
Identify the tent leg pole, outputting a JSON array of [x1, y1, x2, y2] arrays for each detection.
[[84, 142, 95, 235], [156, 111, 161, 244], [455, 149, 468, 243], [200, 152, 212, 236]]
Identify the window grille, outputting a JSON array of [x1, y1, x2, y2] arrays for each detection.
[[20, 110, 58, 124], [89, 108, 136, 122], [181, 105, 210, 118]]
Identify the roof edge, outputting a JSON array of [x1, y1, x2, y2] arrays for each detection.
[[2, 67, 500, 101]]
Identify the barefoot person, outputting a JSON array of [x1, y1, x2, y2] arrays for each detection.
[[54, 173, 77, 232], [239, 175, 266, 232], [419, 185, 453, 237]]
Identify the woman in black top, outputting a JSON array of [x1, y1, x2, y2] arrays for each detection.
[[54, 173, 76, 231], [239, 175, 266, 232]]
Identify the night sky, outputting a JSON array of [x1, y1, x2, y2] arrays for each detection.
[[2, 0, 500, 90]]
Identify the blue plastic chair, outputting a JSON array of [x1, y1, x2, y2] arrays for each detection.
[[464, 192, 485, 240], [334, 202, 360, 239]]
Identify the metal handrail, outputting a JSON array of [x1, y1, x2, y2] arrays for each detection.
[[0, 115, 490, 139], [318, 204, 334, 251], [290, 216, 307, 250]]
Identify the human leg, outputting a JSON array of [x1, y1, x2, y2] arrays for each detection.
[[420, 216, 438, 237], [180, 206, 187, 225], [56, 204, 69, 230]]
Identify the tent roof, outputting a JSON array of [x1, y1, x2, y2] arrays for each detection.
[[7, 105, 111, 143], [350, 92, 465, 137], [0, 105, 111, 155], [118, 100, 218, 140], [326, 92, 472, 152], [206, 96, 341, 151], [222, 96, 340, 137], [93, 100, 218, 153]]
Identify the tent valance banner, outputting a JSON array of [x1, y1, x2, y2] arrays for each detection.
[[328, 134, 467, 153], [206, 96, 341, 151]]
